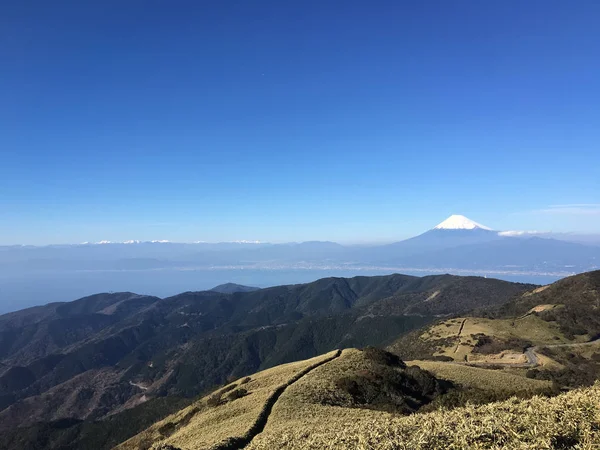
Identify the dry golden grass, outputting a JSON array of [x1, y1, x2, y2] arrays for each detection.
[[263, 348, 383, 413], [115, 351, 339, 450], [462, 315, 572, 345], [422, 317, 465, 340], [522, 285, 551, 297], [526, 304, 557, 314], [408, 360, 553, 394], [117, 348, 600, 450], [533, 352, 565, 369], [248, 382, 600, 450], [422, 315, 573, 361], [467, 350, 527, 365]]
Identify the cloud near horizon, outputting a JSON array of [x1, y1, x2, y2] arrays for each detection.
[[498, 230, 549, 237], [536, 204, 600, 215]]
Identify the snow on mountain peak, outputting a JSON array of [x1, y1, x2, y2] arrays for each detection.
[[433, 215, 493, 231]]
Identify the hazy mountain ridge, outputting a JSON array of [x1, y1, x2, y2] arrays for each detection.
[[384, 236, 600, 271], [209, 283, 260, 294], [1, 216, 598, 276], [1, 216, 597, 315]]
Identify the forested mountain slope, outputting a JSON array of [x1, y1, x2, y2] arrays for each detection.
[[0, 273, 532, 435], [390, 270, 600, 388]]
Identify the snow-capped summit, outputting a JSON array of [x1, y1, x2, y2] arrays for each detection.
[[433, 215, 493, 231]]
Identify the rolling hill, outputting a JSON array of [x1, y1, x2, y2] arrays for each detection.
[[0, 273, 533, 441], [102, 348, 593, 450], [390, 270, 600, 387], [107, 271, 600, 450]]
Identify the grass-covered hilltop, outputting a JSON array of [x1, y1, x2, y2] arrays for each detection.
[[1, 270, 600, 449], [119, 347, 599, 450]]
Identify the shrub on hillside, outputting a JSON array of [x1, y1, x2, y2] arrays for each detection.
[[226, 388, 248, 401], [362, 346, 406, 368], [218, 384, 238, 395], [151, 444, 182, 450], [430, 355, 453, 362], [158, 422, 176, 437], [207, 393, 223, 407], [333, 360, 449, 414], [471, 334, 531, 354]]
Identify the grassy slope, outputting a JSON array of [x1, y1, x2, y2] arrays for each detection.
[[116, 351, 339, 450], [423, 315, 571, 360], [497, 270, 600, 339], [116, 348, 453, 450], [245, 348, 596, 450], [114, 348, 596, 450], [252, 348, 440, 420], [387, 271, 600, 395], [409, 360, 552, 394], [389, 271, 600, 366], [389, 304, 581, 366], [248, 383, 600, 450]]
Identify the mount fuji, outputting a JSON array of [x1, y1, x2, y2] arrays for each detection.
[[433, 214, 493, 231], [364, 214, 600, 272], [361, 215, 502, 261]]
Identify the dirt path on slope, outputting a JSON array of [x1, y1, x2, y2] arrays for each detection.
[[211, 349, 343, 450], [454, 319, 467, 354]]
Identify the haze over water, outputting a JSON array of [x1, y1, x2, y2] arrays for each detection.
[[0, 268, 561, 314]]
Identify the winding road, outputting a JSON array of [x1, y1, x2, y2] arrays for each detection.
[[449, 315, 600, 368], [468, 338, 600, 369], [524, 347, 538, 365]]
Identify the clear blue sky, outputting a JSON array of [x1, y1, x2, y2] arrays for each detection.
[[1, 1, 599, 245]]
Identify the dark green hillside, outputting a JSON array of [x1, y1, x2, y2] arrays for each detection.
[[0, 293, 160, 367], [496, 270, 600, 338], [389, 271, 600, 390], [0, 272, 533, 445], [0, 396, 191, 450], [365, 275, 535, 316]]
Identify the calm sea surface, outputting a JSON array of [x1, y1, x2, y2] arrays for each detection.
[[0, 268, 563, 314]]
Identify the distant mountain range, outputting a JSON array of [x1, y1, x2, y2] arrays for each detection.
[[1, 215, 597, 274], [0, 215, 598, 312]]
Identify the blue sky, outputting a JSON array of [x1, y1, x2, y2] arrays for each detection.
[[1, 1, 599, 245]]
